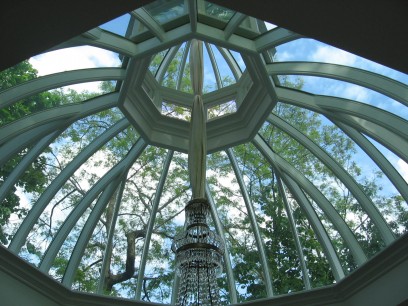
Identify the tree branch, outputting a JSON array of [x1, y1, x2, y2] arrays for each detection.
[[105, 229, 146, 291]]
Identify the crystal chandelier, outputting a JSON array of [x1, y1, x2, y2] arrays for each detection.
[[171, 40, 224, 306]]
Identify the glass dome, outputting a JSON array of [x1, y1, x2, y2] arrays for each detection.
[[0, 0, 407, 305]]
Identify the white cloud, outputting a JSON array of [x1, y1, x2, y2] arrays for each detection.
[[57, 81, 105, 93], [9, 187, 31, 225], [397, 159, 408, 183], [343, 84, 369, 101], [277, 51, 293, 62], [310, 45, 357, 66], [29, 46, 121, 92]]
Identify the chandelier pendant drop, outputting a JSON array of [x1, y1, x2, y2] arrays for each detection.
[[171, 40, 224, 306], [172, 198, 224, 305]]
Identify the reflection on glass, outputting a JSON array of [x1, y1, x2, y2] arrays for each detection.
[[144, 0, 186, 24], [204, 1, 235, 22], [207, 100, 237, 120], [162, 101, 191, 121]]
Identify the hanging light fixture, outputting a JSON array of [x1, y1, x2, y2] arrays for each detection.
[[171, 40, 225, 306]]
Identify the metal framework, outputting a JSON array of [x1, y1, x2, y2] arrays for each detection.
[[1, 0, 407, 305]]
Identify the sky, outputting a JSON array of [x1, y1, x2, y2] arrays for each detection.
[[26, 10, 408, 191], [29, 46, 121, 92], [5, 9, 408, 300]]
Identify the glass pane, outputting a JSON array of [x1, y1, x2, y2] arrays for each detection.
[[30, 47, 122, 76], [269, 104, 408, 241], [207, 100, 237, 120], [230, 50, 246, 72], [161, 101, 191, 121], [278, 75, 408, 120], [144, 0, 186, 24], [232, 144, 305, 294], [274, 39, 408, 85], [285, 189, 335, 288], [141, 151, 190, 303], [99, 13, 131, 37], [203, 1, 235, 22], [210, 46, 237, 87], [207, 151, 268, 302]]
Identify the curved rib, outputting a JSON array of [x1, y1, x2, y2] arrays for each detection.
[[267, 62, 408, 107], [227, 148, 274, 297], [39, 138, 146, 273], [9, 118, 130, 253], [135, 150, 174, 299], [0, 68, 125, 109], [253, 135, 369, 265]]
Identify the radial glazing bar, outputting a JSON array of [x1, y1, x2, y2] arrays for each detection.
[[97, 177, 127, 293], [39, 138, 147, 272], [226, 148, 274, 297], [135, 150, 174, 299], [206, 184, 238, 304], [9, 119, 130, 253], [276, 175, 311, 290]]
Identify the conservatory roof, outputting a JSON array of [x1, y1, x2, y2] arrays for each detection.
[[0, 0, 407, 305]]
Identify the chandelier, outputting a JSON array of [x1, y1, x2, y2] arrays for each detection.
[[171, 40, 225, 306]]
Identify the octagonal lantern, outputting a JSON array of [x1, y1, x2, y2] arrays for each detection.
[[119, 40, 277, 153]]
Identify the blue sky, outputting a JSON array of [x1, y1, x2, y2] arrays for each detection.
[[27, 12, 408, 188]]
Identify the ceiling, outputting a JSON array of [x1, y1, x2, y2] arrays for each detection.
[[1, 1, 407, 73]]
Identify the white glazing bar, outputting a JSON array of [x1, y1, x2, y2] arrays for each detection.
[[275, 88, 401, 244], [276, 175, 312, 290], [331, 113, 408, 164], [335, 121, 408, 203], [206, 184, 238, 304], [253, 135, 367, 266], [314, 99, 408, 151], [131, 8, 166, 42], [205, 42, 222, 89], [0, 131, 59, 204], [133, 23, 193, 61], [226, 148, 274, 297], [38, 138, 147, 272], [268, 113, 391, 262], [69, 20, 254, 65], [135, 150, 174, 299], [276, 87, 408, 170], [282, 174, 345, 281], [176, 41, 191, 91], [51, 28, 137, 57], [0, 122, 69, 167], [255, 28, 302, 52], [1, 93, 119, 146], [8, 119, 129, 253], [224, 13, 246, 40], [276, 87, 408, 203], [188, 0, 198, 33], [0, 68, 125, 109], [63, 177, 123, 286], [97, 178, 127, 294], [156, 44, 182, 82], [217, 46, 242, 81], [267, 62, 408, 107]]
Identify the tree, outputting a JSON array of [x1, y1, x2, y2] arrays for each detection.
[[1, 52, 406, 305], [0, 61, 62, 244], [206, 101, 407, 301]]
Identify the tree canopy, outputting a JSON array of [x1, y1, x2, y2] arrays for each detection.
[[0, 56, 406, 305]]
